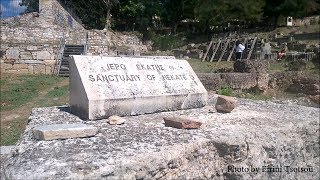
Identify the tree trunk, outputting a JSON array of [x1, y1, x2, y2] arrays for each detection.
[[105, 0, 111, 30]]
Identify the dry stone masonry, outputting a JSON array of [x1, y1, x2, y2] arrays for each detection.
[[1, 0, 148, 74]]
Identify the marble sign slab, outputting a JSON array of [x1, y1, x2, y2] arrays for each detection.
[[69, 55, 207, 120]]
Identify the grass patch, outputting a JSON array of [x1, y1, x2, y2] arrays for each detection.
[[34, 85, 69, 108], [187, 59, 234, 73], [47, 85, 69, 98], [0, 74, 63, 111], [0, 117, 28, 145], [269, 61, 287, 71], [217, 86, 234, 96], [216, 86, 272, 100]]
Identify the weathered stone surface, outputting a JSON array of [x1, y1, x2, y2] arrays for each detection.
[[163, 116, 202, 129], [1, 97, 319, 179], [0, 63, 13, 70], [233, 59, 269, 73], [309, 95, 320, 105], [36, 51, 51, 60], [287, 76, 320, 95], [256, 73, 269, 91], [5, 48, 19, 59], [33, 64, 46, 74], [6, 69, 29, 74], [12, 64, 28, 70], [69, 55, 207, 120], [288, 59, 307, 71], [33, 123, 98, 140], [0, 146, 15, 155], [108, 115, 126, 125], [215, 95, 237, 113]]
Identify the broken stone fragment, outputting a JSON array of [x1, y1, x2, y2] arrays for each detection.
[[108, 115, 126, 125], [163, 116, 202, 129], [215, 95, 237, 113], [33, 124, 98, 141]]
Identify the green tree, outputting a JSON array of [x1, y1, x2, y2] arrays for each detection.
[[162, 0, 196, 33], [194, 0, 265, 33], [102, 0, 119, 30], [264, 0, 320, 27], [19, 0, 39, 13]]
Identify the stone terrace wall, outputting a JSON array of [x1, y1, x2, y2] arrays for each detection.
[[1, 0, 148, 75], [0, 0, 86, 74]]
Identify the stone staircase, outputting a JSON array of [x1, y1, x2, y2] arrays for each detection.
[[58, 45, 85, 77]]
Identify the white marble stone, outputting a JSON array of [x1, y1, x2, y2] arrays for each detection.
[[69, 55, 208, 120], [33, 123, 98, 140]]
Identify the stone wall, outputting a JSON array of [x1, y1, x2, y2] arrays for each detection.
[[1, 43, 58, 74], [293, 15, 320, 26], [1, 0, 148, 75]]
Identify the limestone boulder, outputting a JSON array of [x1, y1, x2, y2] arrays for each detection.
[[215, 95, 237, 113], [1, 99, 319, 180]]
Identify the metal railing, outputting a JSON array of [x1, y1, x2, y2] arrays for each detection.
[[55, 34, 66, 76]]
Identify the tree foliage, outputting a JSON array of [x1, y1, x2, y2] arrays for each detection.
[[20, 0, 39, 13], [264, 0, 320, 26], [19, 0, 320, 31]]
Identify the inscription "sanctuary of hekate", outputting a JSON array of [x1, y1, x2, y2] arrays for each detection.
[[69, 55, 208, 120], [89, 63, 188, 82]]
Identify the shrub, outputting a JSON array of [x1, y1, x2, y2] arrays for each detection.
[[150, 32, 186, 51], [217, 86, 233, 96]]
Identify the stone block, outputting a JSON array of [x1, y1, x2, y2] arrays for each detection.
[[22, 60, 44, 64], [69, 56, 208, 120], [28, 65, 34, 73], [108, 115, 126, 125], [45, 65, 53, 74], [5, 48, 19, 59], [6, 69, 29, 74], [220, 73, 257, 90], [12, 64, 28, 70], [26, 46, 38, 51], [215, 95, 237, 113], [163, 116, 202, 129], [44, 60, 56, 65], [37, 51, 51, 60], [20, 52, 33, 60], [33, 64, 46, 74], [0, 63, 13, 70], [33, 123, 98, 140], [0, 146, 15, 155]]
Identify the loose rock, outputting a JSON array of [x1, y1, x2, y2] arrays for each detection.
[[33, 123, 98, 140], [163, 116, 202, 129], [215, 95, 237, 113], [108, 115, 126, 125]]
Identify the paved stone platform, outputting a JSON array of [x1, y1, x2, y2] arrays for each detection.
[[1, 96, 319, 180]]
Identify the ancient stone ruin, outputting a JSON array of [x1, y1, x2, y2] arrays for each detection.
[[0, 0, 148, 75]]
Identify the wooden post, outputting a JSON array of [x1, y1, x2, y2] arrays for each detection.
[[210, 39, 221, 62], [218, 38, 230, 62], [202, 38, 214, 62], [247, 37, 257, 60], [227, 39, 236, 61]]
